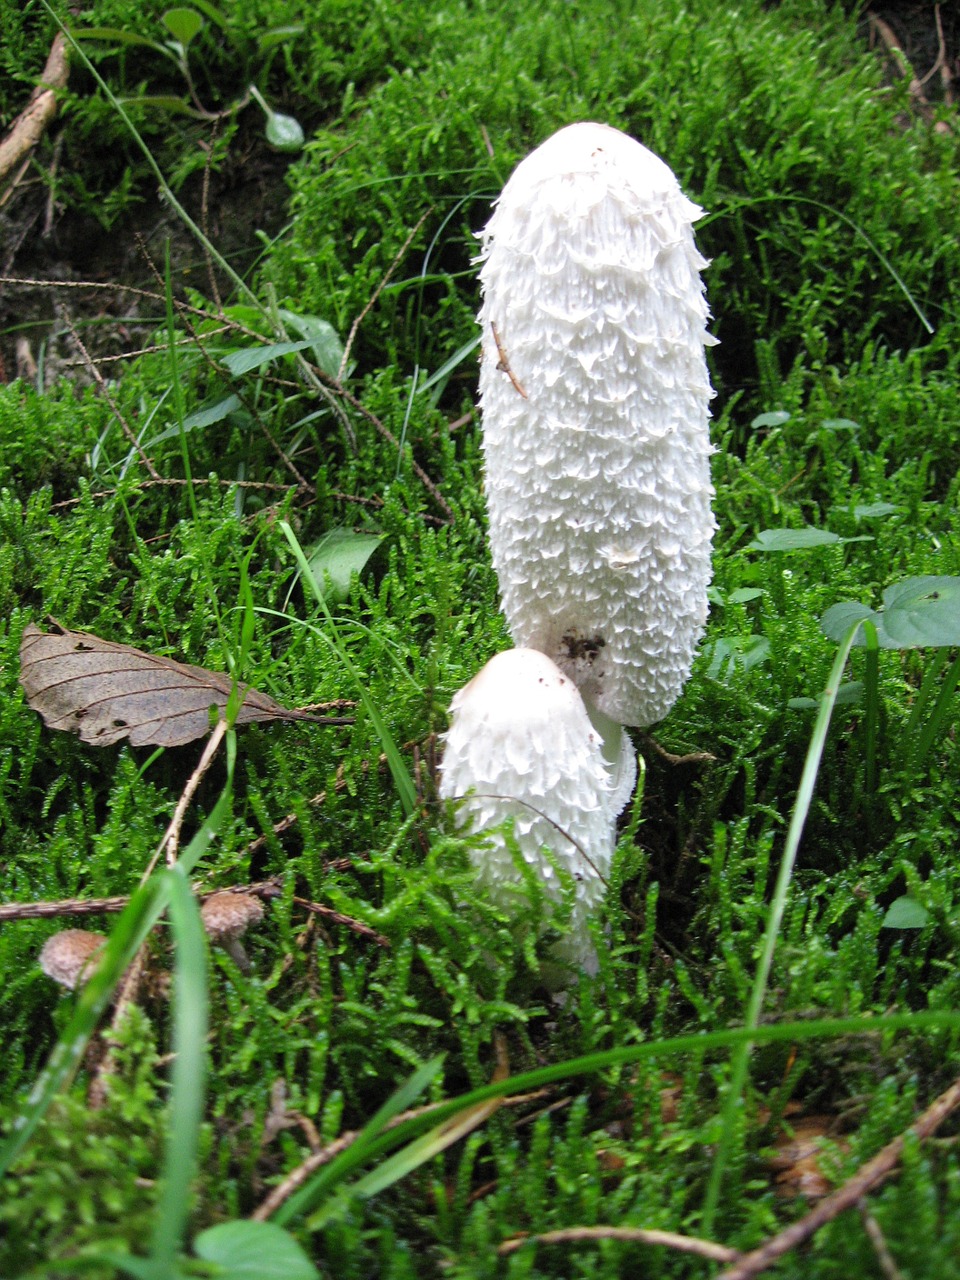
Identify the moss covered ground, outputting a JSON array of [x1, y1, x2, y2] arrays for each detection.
[[1, 1, 959, 1275]]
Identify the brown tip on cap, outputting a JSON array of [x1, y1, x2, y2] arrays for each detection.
[[39, 929, 107, 989], [200, 891, 265, 941]]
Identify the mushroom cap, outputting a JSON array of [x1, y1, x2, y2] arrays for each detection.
[[200, 891, 264, 941], [477, 122, 717, 727], [439, 648, 622, 971], [39, 929, 107, 990]]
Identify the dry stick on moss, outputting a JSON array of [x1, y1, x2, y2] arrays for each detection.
[[935, 4, 956, 106], [0, 32, 70, 186], [251, 1089, 553, 1222], [49, 476, 299, 511], [337, 209, 431, 380], [242, 754, 383, 856], [60, 312, 162, 481], [87, 721, 229, 1105], [498, 1226, 739, 1265], [716, 1074, 960, 1280], [133, 234, 316, 494], [0, 879, 387, 946], [857, 1200, 906, 1280], [316, 371, 454, 522]]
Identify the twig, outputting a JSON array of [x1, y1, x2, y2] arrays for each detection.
[[0, 33, 70, 186], [716, 1074, 960, 1280], [490, 321, 528, 399], [498, 1226, 739, 1264], [640, 735, 717, 767], [1, 876, 382, 946], [320, 374, 454, 522], [49, 476, 299, 511], [87, 943, 150, 1110], [252, 1086, 547, 1222], [290, 896, 389, 948], [164, 718, 229, 866], [240, 756, 382, 856], [60, 312, 162, 481], [338, 209, 431, 379], [857, 1199, 905, 1280]]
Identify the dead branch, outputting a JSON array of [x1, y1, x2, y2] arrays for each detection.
[[716, 1074, 960, 1280], [490, 321, 528, 399], [59, 312, 162, 481], [0, 34, 70, 187], [338, 209, 431, 379], [498, 1226, 738, 1264], [252, 1086, 550, 1223]]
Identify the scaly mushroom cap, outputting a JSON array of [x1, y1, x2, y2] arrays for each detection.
[[439, 648, 622, 972], [200, 891, 264, 941], [477, 122, 717, 726], [39, 929, 107, 990]]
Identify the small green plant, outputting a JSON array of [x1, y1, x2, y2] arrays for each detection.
[[74, 4, 304, 145]]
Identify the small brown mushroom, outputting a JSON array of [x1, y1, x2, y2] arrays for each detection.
[[39, 929, 107, 990], [200, 892, 264, 973]]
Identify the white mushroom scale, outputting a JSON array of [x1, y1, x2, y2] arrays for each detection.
[[477, 122, 717, 727]]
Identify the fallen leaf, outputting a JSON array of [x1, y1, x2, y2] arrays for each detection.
[[768, 1114, 849, 1200], [19, 622, 348, 749]]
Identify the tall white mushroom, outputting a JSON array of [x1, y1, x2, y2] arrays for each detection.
[[477, 121, 716, 730], [439, 647, 620, 975]]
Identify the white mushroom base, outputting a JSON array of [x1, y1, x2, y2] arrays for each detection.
[[440, 648, 630, 977]]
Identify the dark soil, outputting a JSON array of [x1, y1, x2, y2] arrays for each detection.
[[1, 3, 955, 391], [0, 113, 295, 387]]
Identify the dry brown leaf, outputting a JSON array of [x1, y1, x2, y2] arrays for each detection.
[[19, 621, 349, 749], [769, 1114, 849, 1200]]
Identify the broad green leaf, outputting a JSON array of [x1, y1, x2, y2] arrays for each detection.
[[306, 528, 386, 603], [881, 896, 930, 929], [182, 393, 242, 430], [854, 502, 899, 521], [221, 339, 315, 376], [748, 527, 843, 551], [821, 600, 883, 645], [162, 7, 203, 47], [879, 576, 960, 649], [265, 110, 305, 152], [727, 587, 764, 604], [277, 309, 343, 378], [183, 0, 230, 31], [72, 27, 166, 52], [259, 24, 306, 52], [750, 410, 791, 429], [820, 417, 860, 432], [788, 680, 863, 710], [194, 1222, 319, 1280], [823, 577, 960, 649]]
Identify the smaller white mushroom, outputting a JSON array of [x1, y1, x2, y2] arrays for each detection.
[[439, 648, 629, 977], [201, 891, 265, 973], [39, 929, 107, 990]]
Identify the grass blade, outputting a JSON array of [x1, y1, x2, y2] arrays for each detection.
[[701, 619, 867, 1231], [279, 519, 417, 817], [147, 867, 209, 1276]]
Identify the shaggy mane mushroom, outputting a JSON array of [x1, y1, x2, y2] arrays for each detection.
[[477, 121, 717, 729]]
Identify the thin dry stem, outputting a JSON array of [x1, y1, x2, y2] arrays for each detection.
[[338, 209, 431, 379], [60, 312, 161, 481], [716, 1074, 960, 1280], [498, 1226, 739, 1264], [0, 33, 70, 185]]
